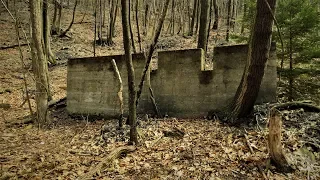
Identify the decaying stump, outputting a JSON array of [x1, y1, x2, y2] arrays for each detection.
[[268, 108, 293, 172]]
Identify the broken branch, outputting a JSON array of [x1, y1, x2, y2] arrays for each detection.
[[111, 59, 124, 128], [244, 134, 268, 180]]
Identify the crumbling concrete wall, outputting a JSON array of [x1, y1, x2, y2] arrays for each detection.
[[67, 43, 277, 118]]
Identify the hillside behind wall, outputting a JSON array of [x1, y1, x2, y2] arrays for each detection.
[[67, 43, 277, 118]]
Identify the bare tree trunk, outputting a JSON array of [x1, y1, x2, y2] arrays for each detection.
[[240, 1, 247, 34], [143, 1, 149, 35], [99, 0, 103, 43], [194, 0, 200, 35], [43, 0, 56, 66], [52, 0, 62, 35], [189, 0, 198, 36], [4, 0, 34, 116], [171, 0, 175, 35], [228, 0, 277, 120], [135, 0, 142, 52], [226, 0, 232, 41], [121, 0, 138, 144], [129, 0, 136, 53], [288, 17, 293, 101], [29, 0, 50, 126], [52, 0, 58, 32], [212, 0, 218, 30], [107, 0, 116, 45], [197, 0, 210, 51], [94, 0, 97, 56], [60, 0, 78, 37], [206, 0, 213, 52], [112, 0, 119, 37]]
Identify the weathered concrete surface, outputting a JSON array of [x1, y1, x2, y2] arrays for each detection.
[[67, 53, 151, 117], [67, 43, 277, 118]]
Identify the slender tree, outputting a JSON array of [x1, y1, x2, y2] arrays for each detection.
[[30, 0, 50, 126], [228, 0, 277, 120], [43, 0, 56, 65], [197, 0, 210, 50], [121, 0, 138, 144], [60, 0, 78, 37], [189, 0, 198, 36], [226, 0, 232, 41], [212, 0, 219, 30], [135, 0, 142, 52]]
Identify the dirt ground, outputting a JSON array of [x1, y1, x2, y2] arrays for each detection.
[[1, 1, 320, 179]]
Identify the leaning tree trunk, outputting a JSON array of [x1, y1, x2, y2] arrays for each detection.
[[120, 0, 138, 144], [135, 0, 171, 107], [197, 0, 210, 51], [30, 0, 50, 126], [228, 0, 277, 120]]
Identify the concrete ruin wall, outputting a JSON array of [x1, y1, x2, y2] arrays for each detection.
[[67, 44, 277, 118]]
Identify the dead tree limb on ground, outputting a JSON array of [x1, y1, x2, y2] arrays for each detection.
[[80, 146, 136, 179], [271, 102, 320, 112], [111, 59, 124, 128], [244, 134, 268, 180], [0, 43, 28, 50]]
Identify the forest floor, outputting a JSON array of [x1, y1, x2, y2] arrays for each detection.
[[1, 1, 320, 179]]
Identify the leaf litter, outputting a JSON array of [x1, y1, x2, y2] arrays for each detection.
[[1, 104, 319, 179]]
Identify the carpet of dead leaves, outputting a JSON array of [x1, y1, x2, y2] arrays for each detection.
[[1, 106, 319, 179], [1, 1, 320, 179]]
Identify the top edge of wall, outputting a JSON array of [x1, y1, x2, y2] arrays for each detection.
[[214, 42, 276, 54], [158, 48, 203, 54], [68, 52, 145, 61]]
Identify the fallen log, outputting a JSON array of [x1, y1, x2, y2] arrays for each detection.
[[271, 101, 320, 112], [0, 103, 11, 110], [5, 115, 34, 127], [48, 97, 67, 108], [244, 134, 268, 180], [0, 43, 28, 50], [80, 146, 136, 179]]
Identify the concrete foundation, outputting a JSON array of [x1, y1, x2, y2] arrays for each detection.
[[67, 43, 277, 118]]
